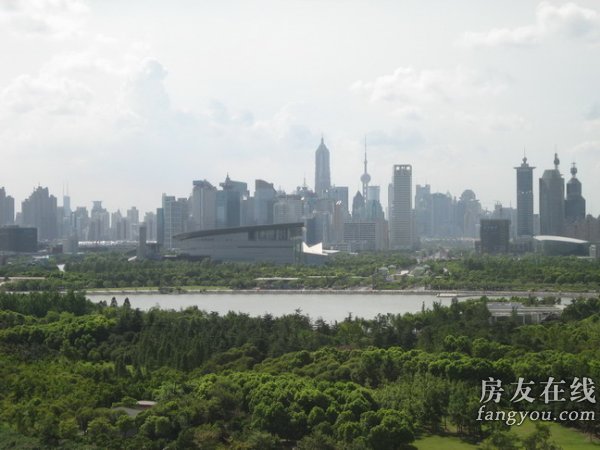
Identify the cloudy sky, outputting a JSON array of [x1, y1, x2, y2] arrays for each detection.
[[1, 0, 600, 215]]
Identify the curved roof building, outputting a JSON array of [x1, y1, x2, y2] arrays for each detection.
[[174, 222, 304, 264]]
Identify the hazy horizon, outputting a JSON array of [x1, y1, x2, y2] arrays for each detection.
[[1, 0, 600, 216]]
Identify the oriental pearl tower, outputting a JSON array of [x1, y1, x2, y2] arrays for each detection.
[[361, 137, 371, 201]]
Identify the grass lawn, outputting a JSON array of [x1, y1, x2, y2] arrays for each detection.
[[413, 434, 478, 450], [512, 419, 600, 449], [414, 420, 599, 449]]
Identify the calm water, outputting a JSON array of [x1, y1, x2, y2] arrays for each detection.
[[86, 292, 460, 322]]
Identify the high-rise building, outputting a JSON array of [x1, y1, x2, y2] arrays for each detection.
[[217, 175, 248, 228], [389, 164, 413, 249], [515, 156, 535, 237], [361, 138, 371, 201], [0, 226, 37, 253], [73, 207, 89, 240], [415, 184, 432, 238], [143, 211, 157, 241], [539, 154, 565, 236], [191, 180, 217, 231], [254, 179, 276, 225], [351, 191, 365, 220], [431, 192, 453, 237], [137, 224, 148, 259], [127, 207, 140, 241], [480, 219, 510, 254], [0, 187, 15, 226], [273, 195, 303, 224], [565, 163, 586, 223], [367, 186, 380, 204], [161, 195, 188, 249], [21, 186, 58, 241], [327, 186, 349, 215], [110, 210, 128, 241], [455, 189, 481, 238], [59, 195, 73, 239], [88, 201, 110, 241], [492, 203, 517, 239], [314, 137, 331, 197]]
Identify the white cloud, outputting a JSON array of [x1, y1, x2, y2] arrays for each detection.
[[460, 2, 600, 48], [0, 0, 89, 39], [1, 73, 93, 115], [453, 111, 529, 133], [571, 140, 600, 155], [120, 58, 170, 119], [586, 102, 600, 120], [352, 66, 509, 106]]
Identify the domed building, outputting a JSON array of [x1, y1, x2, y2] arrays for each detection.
[[565, 163, 586, 223]]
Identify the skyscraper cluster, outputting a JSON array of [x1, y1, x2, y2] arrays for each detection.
[[0, 141, 596, 254], [157, 137, 390, 250], [514, 153, 586, 238]]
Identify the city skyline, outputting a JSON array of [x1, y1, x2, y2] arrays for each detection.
[[0, 146, 591, 220], [1, 1, 600, 214]]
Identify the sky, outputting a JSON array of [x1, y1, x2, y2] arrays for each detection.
[[1, 0, 600, 216]]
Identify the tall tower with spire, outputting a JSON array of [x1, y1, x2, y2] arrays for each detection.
[[360, 136, 371, 201], [539, 153, 565, 235], [515, 155, 535, 236], [565, 163, 586, 222], [315, 136, 331, 197]]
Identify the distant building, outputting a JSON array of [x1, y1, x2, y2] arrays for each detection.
[[343, 221, 387, 251], [492, 203, 517, 239], [191, 180, 217, 230], [143, 211, 157, 241], [455, 189, 481, 238], [217, 175, 248, 228], [161, 195, 188, 250], [254, 179, 276, 225], [21, 186, 58, 241], [539, 154, 565, 236], [565, 163, 585, 223], [389, 164, 413, 249], [533, 235, 589, 256], [175, 222, 304, 264], [73, 207, 89, 240], [127, 207, 140, 241], [351, 191, 365, 220], [315, 137, 331, 197], [137, 224, 147, 259], [274, 195, 303, 224], [515, 156, 535, 237], [431, 192, 454, 238], [564, 215, 600, 242], [487, 302, 563, 324], [415, 184, 432, 238], [62, 235, 79, 254], [88, 201, 110, 241], [327, 186, 349, 215], [110, 210, 128, 240], [0, 188, 15, 226], [0, 226, 37, 253], [360, 139, 371, 201], [479, 219, 510, 254]]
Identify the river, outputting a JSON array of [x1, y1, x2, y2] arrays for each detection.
[[86, 292, 477, 322]]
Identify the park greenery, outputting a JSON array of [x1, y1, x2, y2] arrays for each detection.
[[1, 252, 600, 292], [0, 290, 599, 448]]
